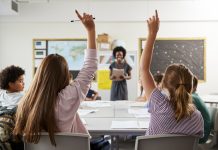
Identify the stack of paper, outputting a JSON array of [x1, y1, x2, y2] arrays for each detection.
[[128, 108, 150, 118]]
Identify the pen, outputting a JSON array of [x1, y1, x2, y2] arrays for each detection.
[[70, 18, 96, 22]]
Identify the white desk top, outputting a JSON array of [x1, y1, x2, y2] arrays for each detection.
[[80, 101, 149, 136]]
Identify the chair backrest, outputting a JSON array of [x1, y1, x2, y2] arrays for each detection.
[[24, 132, 90, 150], [135, 134, 199, 150], [205, 107, 218, 147], [209, 107, 218, 132]]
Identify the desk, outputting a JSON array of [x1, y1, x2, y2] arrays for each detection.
[[80, 101, 149, 150], [201, 95, 218, 107]]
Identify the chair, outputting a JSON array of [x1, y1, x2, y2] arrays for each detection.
[[204, 107, 218, 148], [135, 134, 199, 150], [24, 132, 90, 150]]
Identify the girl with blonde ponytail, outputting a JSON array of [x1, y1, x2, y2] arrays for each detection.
[[140, 10, 203, 137]]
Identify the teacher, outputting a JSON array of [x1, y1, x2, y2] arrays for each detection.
[[109, 46, 132, 101]]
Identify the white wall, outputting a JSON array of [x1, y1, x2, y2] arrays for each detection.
[[0, 0, 218, 100]]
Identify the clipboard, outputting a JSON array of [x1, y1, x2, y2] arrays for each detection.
[[112, 68, 124, 81]]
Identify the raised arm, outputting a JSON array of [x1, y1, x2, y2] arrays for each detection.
[[72, 10, 97, 99], [76, 10, 96, 50], [140, 10, 160, 99]]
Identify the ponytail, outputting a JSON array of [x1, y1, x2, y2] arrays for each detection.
[[172, 84, 194, 122]]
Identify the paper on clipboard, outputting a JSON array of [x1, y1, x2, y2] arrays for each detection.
[[112, 68, 124, 81]]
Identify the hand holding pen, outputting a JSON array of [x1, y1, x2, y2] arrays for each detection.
[[75, 10, 95, 32]]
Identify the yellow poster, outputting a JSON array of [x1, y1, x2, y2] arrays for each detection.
[[97, 70, 112, 90]]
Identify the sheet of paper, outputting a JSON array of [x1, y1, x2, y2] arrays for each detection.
[[129, 102, 147, 107], [111, 121, 138, 129], [78, 109, 99, 116], [81, 101, 111, 108], [138, 121, 149, 128], [112, 68, 124, 81], [134, 114, 150, 118], [128, 108, 149, 115], [111, 121, 149, 129]]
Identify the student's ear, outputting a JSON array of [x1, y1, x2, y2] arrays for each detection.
[[8, 82, 15, 90]]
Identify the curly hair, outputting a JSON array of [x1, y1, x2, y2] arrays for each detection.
[[112, 46, 126, 58], [0, 65, 25, 89]]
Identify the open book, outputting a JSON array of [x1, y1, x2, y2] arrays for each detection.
[[112, 68, 125, 81]]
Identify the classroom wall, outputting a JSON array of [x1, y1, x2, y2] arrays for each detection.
[[0, 0, 218, 100]]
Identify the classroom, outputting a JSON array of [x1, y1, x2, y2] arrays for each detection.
[[0, 0, 218, 150]]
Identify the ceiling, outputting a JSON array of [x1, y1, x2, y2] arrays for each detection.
[[15, 0, 192, 3]]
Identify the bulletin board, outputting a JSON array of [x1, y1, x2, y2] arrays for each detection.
[[32, 39, 96, 80], [139, 38, 206, 81]]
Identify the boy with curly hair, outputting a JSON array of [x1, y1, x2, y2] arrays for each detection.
[[0, 65, 25, 150], [0, 65, 25, 109]]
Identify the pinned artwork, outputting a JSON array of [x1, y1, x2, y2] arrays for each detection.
[[34, 40, 47, 49]]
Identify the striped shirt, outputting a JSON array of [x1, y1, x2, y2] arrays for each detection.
[[146, 88, 204, 137]]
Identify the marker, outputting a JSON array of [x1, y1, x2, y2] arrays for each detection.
[[70, 18, 95, 22]]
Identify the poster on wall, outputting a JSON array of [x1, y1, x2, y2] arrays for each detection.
[[97, 70, 112, 90], [34, 40, 47, 49], [34, 50, 46, 59], [47, 39, 87, 70], [139, 38, 206, 81]]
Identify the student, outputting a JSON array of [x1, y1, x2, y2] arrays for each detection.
[[192, 75, 211, 143], [136, 79, 147, 101], [140, 10, 203, 137], [86, 88, 100, 101], [13, 10, 97, 145], [0, 65, 25, 150], [0, 65, 25, 109], [136, 74, 163, 102], [109, 46, 132, 101]]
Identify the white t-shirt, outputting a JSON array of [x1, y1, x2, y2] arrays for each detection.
[[0, 89, 23, 109]]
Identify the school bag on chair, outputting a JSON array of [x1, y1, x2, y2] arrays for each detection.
[[90, 136, 110, 150], [0, 107, 24, 150]]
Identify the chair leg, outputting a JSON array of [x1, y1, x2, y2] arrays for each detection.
[[111, 135, 119, 150]]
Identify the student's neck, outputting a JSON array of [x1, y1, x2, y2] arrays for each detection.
[[6, 89, 17, 93]]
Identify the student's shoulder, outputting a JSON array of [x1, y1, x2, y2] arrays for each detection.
[[0, 89, 6, 95], [149, 88, 168, 102]]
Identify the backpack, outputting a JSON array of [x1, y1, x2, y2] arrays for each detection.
[[0, 107, 23, 150], [90, 136, 110, 150]]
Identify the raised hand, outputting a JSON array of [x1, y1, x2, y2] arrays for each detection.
[[140, 10, 160, 100], [147, 10, 159, 36], [75, 10, 95, 32], [75, 10, 96, 49]]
